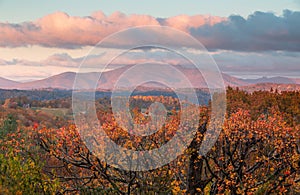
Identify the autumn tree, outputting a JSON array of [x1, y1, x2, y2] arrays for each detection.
[[0, 115, 59, 194]]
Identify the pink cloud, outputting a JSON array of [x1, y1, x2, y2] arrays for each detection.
[[0, 11, 225, 48], [163, 14, 225, 31]]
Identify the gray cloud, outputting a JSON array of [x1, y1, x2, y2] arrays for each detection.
[[190, 10, 300, 51], [213, 50, 300, 78]]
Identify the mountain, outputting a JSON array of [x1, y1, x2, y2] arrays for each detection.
[[1, 66, 299, 90], [242, 76, 300, 85], [292, 78, 300, 84], [8, 65, 249, 90], [15, 72, 101, 90], [240, 83, 300, 93], [0, 77, 20, 89], [15, 72, 77, 90], [91, 65, 250, 89]]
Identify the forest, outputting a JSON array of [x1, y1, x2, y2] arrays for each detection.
[[0, 87, 299, 194]]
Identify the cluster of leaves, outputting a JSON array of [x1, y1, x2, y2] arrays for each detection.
[[0, 88, 299, 194], [36, 106, 190, 193], [180, 109, 300, 194], [227, 87, 300, 126], [34, 90, 299, 194], [0, 115, 59, 194]]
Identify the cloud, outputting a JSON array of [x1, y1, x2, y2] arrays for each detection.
[[0, 11, 224, 48], [160, 14, 225, 31], [190, 10, 300, 51], [295, 0, 300, 6], [0, 53, 78, 67], [1, 46, 300, 81], [213, 50, 300, 76], [43, 53, 78, 67], [0, 59, 7, 65], [0, 48, 191, 70], [0, 10, 299, 51], [0, 58, 39, 66]]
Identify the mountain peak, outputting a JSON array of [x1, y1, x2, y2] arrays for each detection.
[[0, 66, 299, 90]]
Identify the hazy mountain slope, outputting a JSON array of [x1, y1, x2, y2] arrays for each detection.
[[3, 65, 300, 90], [0, 77, 20, 89], [242, 76, 299, 84]]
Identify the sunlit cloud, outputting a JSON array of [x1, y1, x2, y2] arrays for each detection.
[[0, 11, 224, 48], [0, 10, 299, 51]]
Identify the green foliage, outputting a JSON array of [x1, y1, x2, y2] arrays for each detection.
[[0, 151, 59, 194], [0, 114, 17, 137], [0, 115, 60, 194]]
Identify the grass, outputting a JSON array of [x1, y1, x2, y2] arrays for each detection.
[[32, 107, 72, 118]]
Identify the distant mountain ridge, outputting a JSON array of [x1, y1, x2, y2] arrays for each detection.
[[240, 83, 300, 93], [0, 66, 299, 91], [242, 76, 300, 85], [0, 77, 20, 89]]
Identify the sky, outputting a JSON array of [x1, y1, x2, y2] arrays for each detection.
[[0, 0, 300, 81]]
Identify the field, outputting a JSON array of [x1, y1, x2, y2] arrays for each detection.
[[34, 107, 72, 118]]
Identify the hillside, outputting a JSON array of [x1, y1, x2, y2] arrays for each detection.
[[0, 66, 299, 91]]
